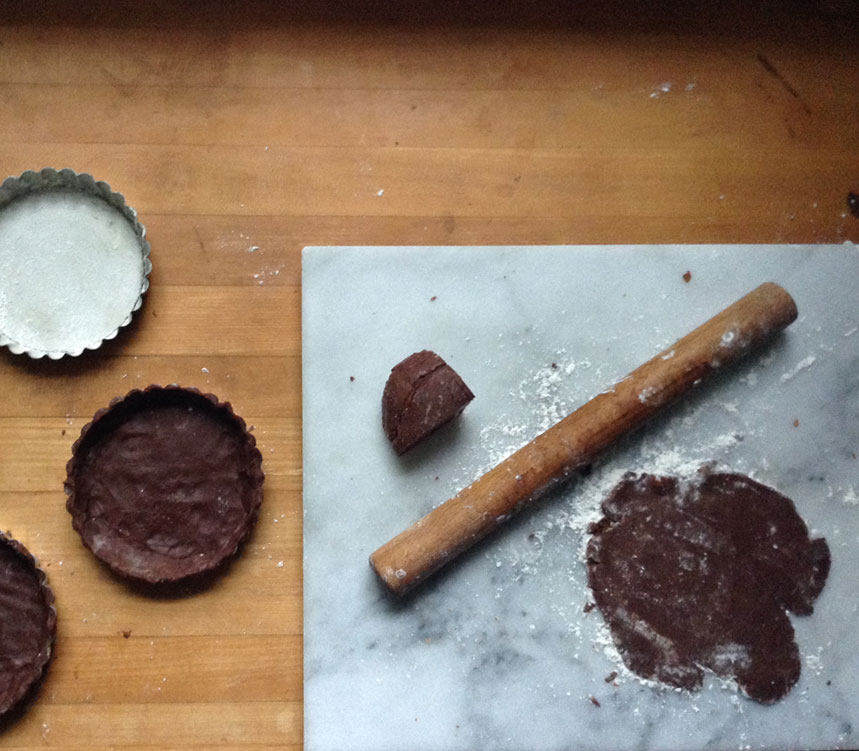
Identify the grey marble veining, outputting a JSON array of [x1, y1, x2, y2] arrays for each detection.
[[302, 245, 859, 751]]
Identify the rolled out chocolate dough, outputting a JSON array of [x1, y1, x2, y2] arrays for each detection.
[[586, 471, 830, 703]]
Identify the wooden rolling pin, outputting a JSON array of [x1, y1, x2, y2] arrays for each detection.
[[370, 282, 798, 596]]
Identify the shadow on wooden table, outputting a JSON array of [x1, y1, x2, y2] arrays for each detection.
[[0, 0, 857, 30], [117, 563, 236, 600]]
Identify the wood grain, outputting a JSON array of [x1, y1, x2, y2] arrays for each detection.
[[0, 1, 857, 748]]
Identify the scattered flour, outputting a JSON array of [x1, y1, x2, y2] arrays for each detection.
[[780, 355, 816, 383], [841, 486, 859, 505], [252, 265, 283, 286], [805, 647, 825, 676], [648, 82, 697, 99], [649, 82, 672, 98]]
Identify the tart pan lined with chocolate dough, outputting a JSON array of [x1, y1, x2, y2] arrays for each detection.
[[65, 386, 264, 585], [0, 532, 56, 718]]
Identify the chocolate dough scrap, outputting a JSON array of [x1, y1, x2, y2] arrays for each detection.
[[382, 350, 474, 454], [586, 471, 830, 704], [0, 533, 56, 717], [65, 385, 264, 585]]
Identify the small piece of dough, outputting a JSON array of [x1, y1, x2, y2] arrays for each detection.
[[381, 350, 474, 454], [586, 470, 830, 703]]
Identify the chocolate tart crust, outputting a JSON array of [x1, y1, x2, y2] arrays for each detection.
[[65, 385, 264, 585], [0, 532, 56, 717]]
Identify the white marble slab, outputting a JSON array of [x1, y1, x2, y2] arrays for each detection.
[[302, 245, 859, 751]]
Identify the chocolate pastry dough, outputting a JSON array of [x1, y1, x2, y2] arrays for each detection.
[[66, 386, 264, 585], [0, 533, 56, 717], [382, 350, 474, 454], [586, 471, 830, 703]]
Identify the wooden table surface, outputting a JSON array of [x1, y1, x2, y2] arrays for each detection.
[[0, 2, 856, 749]]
